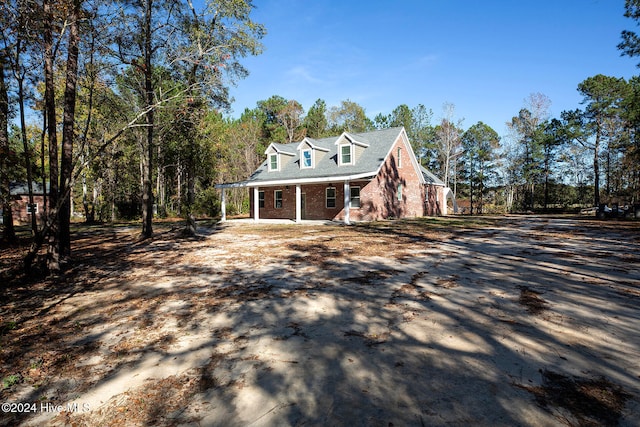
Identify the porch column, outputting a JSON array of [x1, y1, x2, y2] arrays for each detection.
[[220, 188, 226, 222], [295, 184, 301, 223], [343, 180, 350, 225], [253, 187, 260, 222]]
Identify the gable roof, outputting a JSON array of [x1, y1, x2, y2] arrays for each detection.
[[216, 127, 442, 188], [420, 166, 445, 186], [335, 132, 370, 148], [265, 142, 296, 155], [297, 137, 330, 152]]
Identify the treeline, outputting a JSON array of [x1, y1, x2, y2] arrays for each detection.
[[0, 0, 266, 273], [2, 0, 640, 276]]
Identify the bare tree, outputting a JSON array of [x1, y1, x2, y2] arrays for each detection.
[[435, 103, 463, 190], [277, 100, 304, 143], [505, 93, 551, 211]]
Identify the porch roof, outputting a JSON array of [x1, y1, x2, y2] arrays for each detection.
[[215, 172, 377, 189]]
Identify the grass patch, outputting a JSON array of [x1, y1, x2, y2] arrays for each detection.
[[2, 374, 21, 389]]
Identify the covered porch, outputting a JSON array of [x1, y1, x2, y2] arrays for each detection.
[[216, 179, 364, 225]]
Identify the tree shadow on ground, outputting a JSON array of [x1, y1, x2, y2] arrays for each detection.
[[1, 216, 638, 426]]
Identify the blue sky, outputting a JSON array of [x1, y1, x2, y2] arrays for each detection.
[[227, 0, 637, 137]]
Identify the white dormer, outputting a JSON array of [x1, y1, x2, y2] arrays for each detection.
[[296, 137, 329, 169], [265, 143, 295, 172], [334, 132, 369, 166]]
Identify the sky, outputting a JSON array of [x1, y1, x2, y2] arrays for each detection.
[[227, 0, 638, 137]]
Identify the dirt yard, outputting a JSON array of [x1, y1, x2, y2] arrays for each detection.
[[1, 215, 639, 426]]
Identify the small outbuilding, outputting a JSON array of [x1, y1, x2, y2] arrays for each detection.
[[215, 127, 454, 224], [0, 182, 48, 225]]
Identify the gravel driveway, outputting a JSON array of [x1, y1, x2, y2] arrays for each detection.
[[1, 215, 639, 426]]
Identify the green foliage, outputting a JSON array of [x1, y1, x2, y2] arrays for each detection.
[[618, 0, 640, 66], [2, 374, 21, 389], [572, 75, 630, 206], [461, 122, 500, 213], [194, 186, 220, 218], [327, 99, 374, 134], [303, 99, 328, 138], [1, 321, 17, 336], [389, 104, 413, 132], [257, 95, 289, 142]]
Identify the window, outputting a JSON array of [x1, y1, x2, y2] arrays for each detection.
[[350, 186, 360, 208], [258, 191, 265, 208], [302, 149, 312, 168], [397, 184, 403, 201], [397, 147, 402, 168], [274, 190, 283, 208], [326, 187, 336, 208], [269, 153, 278, 171], [26, 203, 39, 215], [340, 144, 352, 165]]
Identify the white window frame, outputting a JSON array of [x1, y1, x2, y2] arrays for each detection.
[[274, 190, 283, 208], [301, 149, 313, 169], [326, 186, 336, 208], [268, 153, 279, 171], [258, 191, 265, 208], [339, 144, 353, 165], [397, 147, 402, 168], [397, 184, 403, 201], [349, 186, 360, 208], [26, 202, 39, 214]]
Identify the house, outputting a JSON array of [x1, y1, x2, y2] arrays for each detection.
[[0, 182, 48, 225], [215, 127, 455, 224]]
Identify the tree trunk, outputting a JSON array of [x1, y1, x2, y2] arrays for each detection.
[[80, 24, 96, 224], [478, 162, 485, 214], [59, 0, 81, 258], [594, 125, 601, 207], [41, 103, 47, 219], [543, 154, 550, 212], [183, 168, 196, 236], [44, 0, 60, 273], [141, 0, 154, 239], [183, 102, 197, 236], [0, 56, 16, 243], [15, 40, 38, 236]]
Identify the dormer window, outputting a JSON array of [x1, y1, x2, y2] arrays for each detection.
[[335, 133, 368, 166], [269, 153, 279, 171], [301, 149, 312, 168], [296, 138, 329, 169], [340, 144, 352, 165]]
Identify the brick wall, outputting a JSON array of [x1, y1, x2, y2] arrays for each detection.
[[11, 195, 47, 225], [335, 134, 428, 221], [424, 184, 445, 216]]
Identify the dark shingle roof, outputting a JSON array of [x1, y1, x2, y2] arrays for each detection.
[[248, 127, 404, 183], [216, 127, 446, 188], [420, 166, 445, 186], [10, 182, 49, 195]]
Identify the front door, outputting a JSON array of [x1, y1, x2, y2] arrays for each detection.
[[301, 193, 307, 219]]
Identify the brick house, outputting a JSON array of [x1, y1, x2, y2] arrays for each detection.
[[0, 182, 48, 225], [215, 127, 453, 224]]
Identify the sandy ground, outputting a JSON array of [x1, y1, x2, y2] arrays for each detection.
[[1, 215, 639, 426]]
